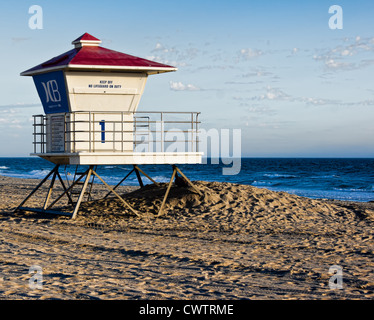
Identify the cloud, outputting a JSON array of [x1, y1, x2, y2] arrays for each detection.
[[169, 81, 200, 91], [247, 86, 374, 107], [291, 47, 299, 54], [286, 47, 301, 58], [147, 42, 199, 67], [151, 42, 177, 54], [255, 86, 292, 102], [250, 86, 338, 105], [146, 55, 187, 67], [313, 36, 374, 71], [0, 103, 42, 132], [225, 81, 264, 85], [240, 68, 280, 82], [244, 106, 277, 116], [242, 69, 273, 78], [153, 42, 165, 52], [0, 103, 40, 109], [237, 48, 264, 61]]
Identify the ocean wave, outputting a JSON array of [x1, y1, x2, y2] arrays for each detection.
[[333, 186, 374, 192], [27, 170, 51, 179], [115, 167, 131, 171], [0, 166, 9, 170], [0, 168, 53, 180], [146, 175, 169, 183], [252, 180, 272, 186], [263, 173, 297, 178], [310, 175, 340, 179]]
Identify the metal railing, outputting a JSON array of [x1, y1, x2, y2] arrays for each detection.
[[32, 111, 201, 154], [33, 115, 46, 154]]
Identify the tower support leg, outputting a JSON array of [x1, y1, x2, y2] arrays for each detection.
[[15, 165, 59, 212], [71, 166, 94, 219], [157, 165, 202, 217], [15, 164, 201, 219]]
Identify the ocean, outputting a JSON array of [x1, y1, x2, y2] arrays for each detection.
[[0, 157, 373, 203]]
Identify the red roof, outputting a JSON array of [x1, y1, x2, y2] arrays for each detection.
[[21, 33, 177, 76], [72, 32, 101, 43]]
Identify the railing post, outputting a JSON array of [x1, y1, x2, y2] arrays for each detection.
[[33, 116, 36, 154], [160, 112, 164, 152], [121, 111, 124, 152], [64, 113, 67, 153], [42, 115, 45, 153], [88, 111, 92, 152], [191, 112, 194, 152], [196, 112, 199, 153]]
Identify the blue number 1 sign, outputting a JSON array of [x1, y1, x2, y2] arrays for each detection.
[[99, 120, 105, 143]]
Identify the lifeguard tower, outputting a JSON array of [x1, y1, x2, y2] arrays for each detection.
[[16, 33, 202, 218]]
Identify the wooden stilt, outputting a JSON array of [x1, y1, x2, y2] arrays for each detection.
[[134, 165, 157, 184], [134, 165, 144, 188], [56, 171, 74, 205], [71, 166, 94, 220], [103, 167, 135, 199], [174, 165, 202, 196], [104, 165, 156, 199], [15, 165, 59, 212], [43, 166, 59, 210], [91, 170, 140, 217], [157, 166, 177, 217]]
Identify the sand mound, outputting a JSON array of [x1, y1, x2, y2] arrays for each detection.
[[76, 181, 373, 235]]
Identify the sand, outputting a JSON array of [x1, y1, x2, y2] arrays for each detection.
[[0, 174, 373, 300]]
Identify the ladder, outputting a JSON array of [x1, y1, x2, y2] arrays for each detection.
[[65, 165, 97, 204]]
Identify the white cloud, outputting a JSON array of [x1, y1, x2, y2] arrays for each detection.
[[237, 48, 264, 61], [313, 36, 374, 71], [151, 42, 177, 54], [147, 42, 199, 67], [291, 47, 299, 54], [169, 81, 200, 91], [146, 55, 187, 67], [324, 58, 353, 70], [0, 102, 40, 109], [242, 69, 273, 78], [245, 106, 277, 116], [257, 86, 292, 101], [153, 42, 165, 51], [247, 86, 374, 107]]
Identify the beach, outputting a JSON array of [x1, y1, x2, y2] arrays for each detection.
[[0, 174, 373, 300]]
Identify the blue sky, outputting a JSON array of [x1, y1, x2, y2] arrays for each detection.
[[0, 0, 373, 157]]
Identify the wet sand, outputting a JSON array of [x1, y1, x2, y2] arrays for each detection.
[[0, 175, 373, 300]]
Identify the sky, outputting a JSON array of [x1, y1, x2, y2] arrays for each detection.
[[0, 0, 373, 157]]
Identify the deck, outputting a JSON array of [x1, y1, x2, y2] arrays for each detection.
[[32, 111, 202, 165]]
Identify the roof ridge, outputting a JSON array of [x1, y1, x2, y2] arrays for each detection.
[[72, 33, 101, 43]]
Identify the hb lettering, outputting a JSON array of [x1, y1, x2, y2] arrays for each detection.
[[41, 80, 61, 103]]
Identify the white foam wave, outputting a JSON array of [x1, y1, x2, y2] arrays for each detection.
[[263, 173, 296, 178]]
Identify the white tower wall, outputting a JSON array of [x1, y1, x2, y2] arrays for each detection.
[[65, 71, 148, 113]]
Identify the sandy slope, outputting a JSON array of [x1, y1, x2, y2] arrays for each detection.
[[0, 175, 373, 299]]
